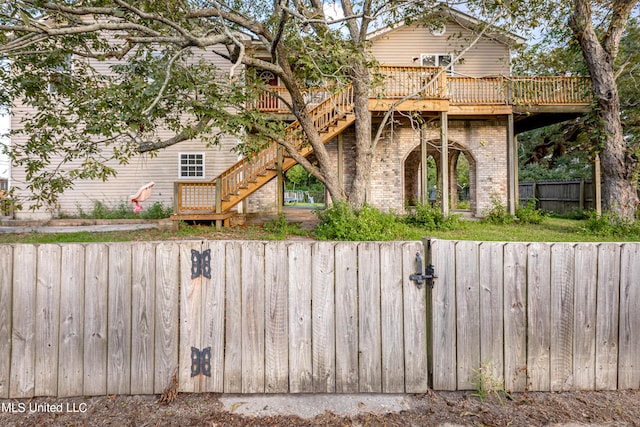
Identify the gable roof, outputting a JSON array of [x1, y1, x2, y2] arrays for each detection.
[[367, 5, 526, 47]]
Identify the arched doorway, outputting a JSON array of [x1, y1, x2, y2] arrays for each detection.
[[403, 140, 477, 214]]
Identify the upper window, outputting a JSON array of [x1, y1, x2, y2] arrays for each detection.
[[48, 54, 73, 94], [179, 153, 205, 178], [420, 54, 454, 75]]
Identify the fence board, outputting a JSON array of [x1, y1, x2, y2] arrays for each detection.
[[154, 242, 180, 394], [358, 243, 382, 392], [242, 242, 265, 393], [456, 241, 480, 390], [618, 244, 640, 389], [35, 245, 61, 397], [431, 239, 457, 390], [573, 244, 598, 390], [312, 242, 336, 392], [335, 242, 358, 393], [10, 245, 37, 398], [179, 242, 202, 393], [131, 243, 155, 395], [265, 242, 289, 393], [380, 242, 404, 393], [527, 243, 552, 391], [503, 243, 528, 392], [402, 241, 428, 393], [202, 241, 226, 393], [224, 242, 243, 393], [0, 245, 11, 398], [58, 245, 85, 398], [84, 244, 109, 396], [108, 243, 132, 395], [550, 243, 575, 391], [288, 242, 312, 393], [479, 242, 504, 385], [595, 243, 621, 390]]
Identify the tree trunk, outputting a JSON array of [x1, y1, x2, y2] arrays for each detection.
[[570, 0, 639, 220], [347, 62, 373, 209]]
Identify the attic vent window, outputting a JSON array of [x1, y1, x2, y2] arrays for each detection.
[[430, 24, 446, 36]]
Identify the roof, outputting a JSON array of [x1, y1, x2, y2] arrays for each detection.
[[367, 4, 526, 47]]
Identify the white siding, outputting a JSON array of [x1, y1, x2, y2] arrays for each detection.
[[10, 45, 243, 219], [370, 20, 511, 77]]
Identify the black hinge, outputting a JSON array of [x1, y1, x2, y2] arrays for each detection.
[[409, 252, 437, 289], [190, 346, 211, 377], [191, 249, 211, 279]]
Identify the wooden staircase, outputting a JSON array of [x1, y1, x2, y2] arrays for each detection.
[[172, 85, 355, 222]]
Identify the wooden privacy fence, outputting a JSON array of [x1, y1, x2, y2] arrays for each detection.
[[1, 239, 639, 399], [519, 179, 595, 214], [430, 239, 640, 392], [0, 240, 428, 398]]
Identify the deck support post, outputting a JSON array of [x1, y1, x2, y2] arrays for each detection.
[[277, 145, 284, 214], [421, 123, 428, 204], [215, 177, 222, 231], [507, 114, 517, 216], [440, 112, 449, 217], [592, 154, 602, 215]]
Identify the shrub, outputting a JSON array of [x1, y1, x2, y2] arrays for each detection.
[[313, 202, 405, 241], [483, 195, 514, 225], [515, 200, 547, 225], [262, 213, 306, 240], [403, 202, 463, 231], [582, 210, 640, 238], [73, 200, 172, 220]]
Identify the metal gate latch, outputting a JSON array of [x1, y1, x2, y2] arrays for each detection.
[[409, 252, 437, 289], [191, 249, 211, 279], [190, 346, 211, 377]]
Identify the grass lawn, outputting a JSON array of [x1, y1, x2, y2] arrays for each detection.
[[1, 216, 638, 244]]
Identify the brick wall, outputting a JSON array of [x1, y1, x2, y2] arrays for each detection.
[[248, 117, 509, 218]]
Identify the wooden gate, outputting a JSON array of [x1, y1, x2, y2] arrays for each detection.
[[0, 240, 430, 398]]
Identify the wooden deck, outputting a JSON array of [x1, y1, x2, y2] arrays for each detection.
[[173, 67, 592, 220]]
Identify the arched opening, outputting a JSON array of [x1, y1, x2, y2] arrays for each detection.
[[403, 140, 477, 214]]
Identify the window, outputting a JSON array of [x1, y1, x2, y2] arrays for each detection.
[[420, 54, 454, 75], [179, 153, 205, 178], [48, 54, 73, 94]]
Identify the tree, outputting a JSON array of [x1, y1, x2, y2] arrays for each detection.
[[569, 0, 640, 219], [1, 0, 557, 211]]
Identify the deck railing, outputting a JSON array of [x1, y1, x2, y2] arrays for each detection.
[[175, 85, 355, 215], [175, 69, 592, 216], [252, 68, 592, 112], [373, 66, 447, 99], [510, 76, 592, 105]]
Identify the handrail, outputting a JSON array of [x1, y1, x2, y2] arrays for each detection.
[[175, 68, 592, 215], [176, 85, 355, 214]]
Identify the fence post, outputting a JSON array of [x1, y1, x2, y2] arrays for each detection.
[[532, 181, 539, 209], [579, 179, 585, 211]]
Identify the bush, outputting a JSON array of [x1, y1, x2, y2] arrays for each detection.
[[483, 195, 514, 225], [74, 200, 172, 220], [403, 202, 462, 231], [262, 213, 306, 240], [582, 210, 640, 238], [515, 200, 547, 225], [313, 202, 406, 241]]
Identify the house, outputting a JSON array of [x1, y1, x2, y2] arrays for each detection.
[[7, 7, 591, 221]]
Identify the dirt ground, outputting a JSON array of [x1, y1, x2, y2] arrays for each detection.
[[1, 389, 640, 426]]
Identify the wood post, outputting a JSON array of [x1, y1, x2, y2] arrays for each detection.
[[440, 112, 449, 216], [507, 114, 516, 216], [421, 123, 428, 204], [277, 146, 284, 215], [592, 154, 602, 215], [215, 177, 222, 231]]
